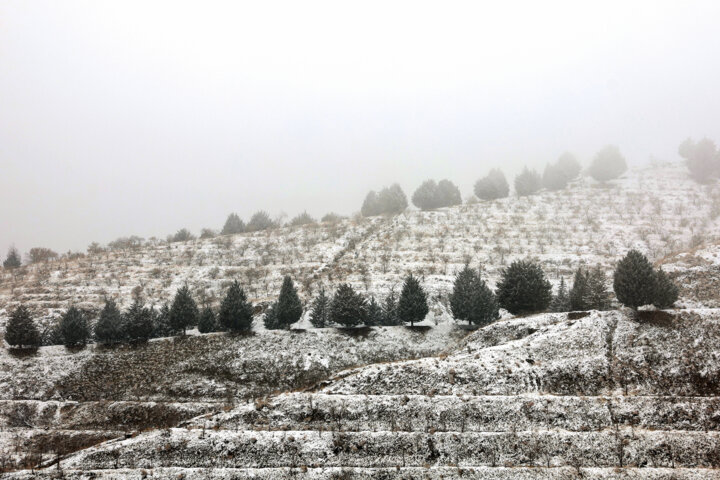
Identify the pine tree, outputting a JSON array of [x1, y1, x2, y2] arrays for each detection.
[[123, 300, 154, 343], [3, 246, 22, 269], [329, 283, 367, 327], [450, 265, 499, 326], [377, 184, 408, 214], [496, 260, 552, 315], [152, 304, 173, 338], [169, 285, 199, 335], [263, 302, 280, 329], [59, 306, 90, 347], [474, 169, 509, 201], [361, 191, 381, 217], [653, 268, 679, 309], [221, 213, 245, 235], [94, 299, 124, 345], [273, 276, 303, 329], [366, 296, 383, 326], [550, 277, 571, 312], [309, 287, 330, 328], [542, 162, 568, 191], [569, 268, 590, 311], [397, 274, 429, 326], [380, 289, 400, 326], [218, 280, 254, 332], [556, 152, 582, 181], [613, 250, 657, 309], [586, 266, 610, 310], [4, 305, 40, 348], [437, 179, 462, 207], [198, 306, 217, 333], [514, 167, 542, 196]]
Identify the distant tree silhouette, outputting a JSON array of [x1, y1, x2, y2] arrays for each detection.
[[169, 285, 199, 334], [330, 284, 367, 327], [3, 246, 21, 269], [218, 281, 253, 331], [474, 169, 510, 201], [588, 145, 627, 182], [221, 213, 245, 235], [514, 167, 542, 196]]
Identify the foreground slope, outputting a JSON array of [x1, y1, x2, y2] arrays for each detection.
[[18, 309, 720, 478]]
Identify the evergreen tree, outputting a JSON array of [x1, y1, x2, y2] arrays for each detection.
[[496, 260, 552, 315], [569, 268, 590, 311], [329, 283, 367, 327], [361, 191, 381, 217], [377, 184, 408, 214], [169, 285, 199, 335], [198, 305, 217, 333], [123, 300, 154, 343], [556, 152, 582, 180], [678, 137, 719, 183], [474, 169, 509, 201], [3, 246, 22, 269], [246, 211, 276, 232], [588, 145, 627, 182], [653, 268, 679, 309], [4, 305, 40, 348], [450, 265, 499, 326], [412, 180, 440, 210], [397, 274, 429, 326], [94, 299, 124, 345], [273, 276, 303, 329], [380, 289, 400, 326], [263, 302, 280, 329], [221, 213, 245, 235], [59, 306, 90, 348], [514, 167, 542, 196], [437, 179, 462, 207], [550, 277, 571, 312], [152, 304, 173, 338], [542, 162, 568, 191], [218, 280, 254, 331], [613, 250, 657, 309], [309, 287, 330, 328], [586, 266, 611, 310], [366, 296, 383, 326]]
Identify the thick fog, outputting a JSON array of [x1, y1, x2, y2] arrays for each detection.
[[1, 0, 720, 254]]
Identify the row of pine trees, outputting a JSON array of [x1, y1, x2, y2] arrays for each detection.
[[3, 250, 677, 349]]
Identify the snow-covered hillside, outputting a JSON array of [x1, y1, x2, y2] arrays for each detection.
[[1, 162, 718, 330], [8, 309, 720, 478]]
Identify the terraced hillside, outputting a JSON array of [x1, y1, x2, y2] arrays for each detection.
[[10, 309, 720, 478], [0, 326, 465, 472], [1, 162, 719, 331]]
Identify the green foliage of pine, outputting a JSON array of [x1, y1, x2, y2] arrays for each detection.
[[263, 302, 280, 330], [397, 274, 429, 326], [123, 301, 154, 343], [309, 288, 330, 328], [221, 212, 245, 235], [198, 306, 217, 333], [219, 280, 253, 332], [412, 179, 462, 210], [4, 305, 40, 348], [514, 167, 542, 196], [273, 276, 302, 329], [613, 250, 657, 309], [569, 268, 590, 311], [569, 266, 609, 311], [653, 268, 679, 309], [3, 247, 22, 269], [169, 285, 199, 334], [550, 277, 571, 312], [59, 306, 90, 348], [588, 145, 627, 182], [329, 283, 366, 327], [450, 265, 499, 325], [152, 304, 173, 338], [474, 169, 509, 201], [366, 296, 383, 326], [94, 299, 124, 345], [496, 260, 552, 315], [380, 289, 400, 326]]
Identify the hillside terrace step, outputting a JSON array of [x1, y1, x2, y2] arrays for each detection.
[[202, 393, 720, 433], [62, 429, 720, 470]]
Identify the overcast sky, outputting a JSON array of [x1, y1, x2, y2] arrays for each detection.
[[2, 0, 720, 254]]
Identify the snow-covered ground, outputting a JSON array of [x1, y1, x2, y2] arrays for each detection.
[[1, 162, 719, 332], [7, 309, 718, 478]]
